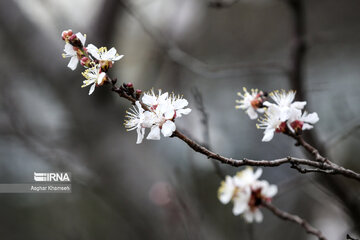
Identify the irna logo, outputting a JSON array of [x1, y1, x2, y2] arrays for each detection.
[[34, 172, 71, 182]]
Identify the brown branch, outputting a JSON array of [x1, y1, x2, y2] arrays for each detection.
[[284, 0, 360, 232], [109, 82, 360, 181], [262, 201, 327, 240]]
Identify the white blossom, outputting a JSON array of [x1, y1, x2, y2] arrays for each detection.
[[217, 168, 278, 223], [256, 105, 285, 142], [263, 90, 306, 121], [287, 108, 319, 133], [123, 89, 191, 144], [142, 89, 169, 109], [124, 101, 155, 144], [234, 167, 263, 187], [87, 44, 123, 63], [143, 90, 191, 141], [81, 65, 106, 95], [218, 176, 237, 204], [167, 94, 192, 118], [236, 87, 266, 120], [62, 32, 86, 70], [146, 100, 177, 140]]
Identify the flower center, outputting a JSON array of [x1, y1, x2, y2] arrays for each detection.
[[248, 188, 263, 211], [276, 122, 287, 133], [290, 120, 303, 134]]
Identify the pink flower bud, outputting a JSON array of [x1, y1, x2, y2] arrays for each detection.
[[61, 29, 73, 41], [69, 34, 76, 41], [80, 57, 89, 66]]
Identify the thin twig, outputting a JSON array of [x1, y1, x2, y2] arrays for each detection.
[[262, 201, 327, 240], [111, 83, 360, 181], [191, 87, 224, 179]]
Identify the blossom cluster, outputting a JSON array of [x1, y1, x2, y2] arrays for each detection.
[[61, 30, 191, 144], [61, 29, 123, 95], [236, 88, 319, 142], [218, 168, 277, 222], [124, 90, 191, 144]]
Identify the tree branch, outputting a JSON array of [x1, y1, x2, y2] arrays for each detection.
[[262, 201, 327, 240], [110, 81, 360, 181]]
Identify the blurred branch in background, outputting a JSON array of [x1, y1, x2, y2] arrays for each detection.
[[284, 0, 360, 234], [208, 0, 240, 9], [119, 0, 288, 79], [191, 87, 224, 179], [262, 201, 326, 240]]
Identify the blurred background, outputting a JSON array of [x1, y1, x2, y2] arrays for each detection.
[[0, 0, 360, 239]]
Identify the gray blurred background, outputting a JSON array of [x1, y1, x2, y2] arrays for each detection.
[[0, 0, 359, 239]]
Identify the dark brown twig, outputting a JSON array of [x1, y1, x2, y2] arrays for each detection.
[[262, 201, 327, 240], [110, 83, 360, 181]]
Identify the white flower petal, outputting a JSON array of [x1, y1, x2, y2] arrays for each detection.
[[106, 47, 117, 58], [164, 110, 175, 120], [173, 99, 188, 109], [176, 108, 191, 118], [161, 120, 176, 137], [291, 101, 307, 110], [142, 94, 157, 106], [88, 83, 96, 95], [136, 126, 144, 144], [87, 44, 100, 59], [264, 185, 278, 198], [67, 56, 79, 70], [76, 32, 86, 45], [232, 200, 248, 216], [97, 72, 106, 84], [247, 107, 258, 120], [262, 129, 274, 142], [263, 101, 272, 107], [302, 123, 313, 130], [254, 168, 263, 180], [243, 210, 254, 223], [254, 209, 263, 223], [302, 112, 319, 124], [64, 43, 76, 55], [147, 126, 161, 140], [218, 176, 235, 204], [113, 55, 124, 61]]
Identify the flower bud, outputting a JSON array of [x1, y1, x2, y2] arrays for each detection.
[[61, 29, 73, 41], [135, 89, 142, 100], [80, 57, 91, 67]]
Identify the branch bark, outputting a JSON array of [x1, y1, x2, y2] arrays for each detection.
[[262, 201, 327, 240], [110, 82, 360, 181]]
